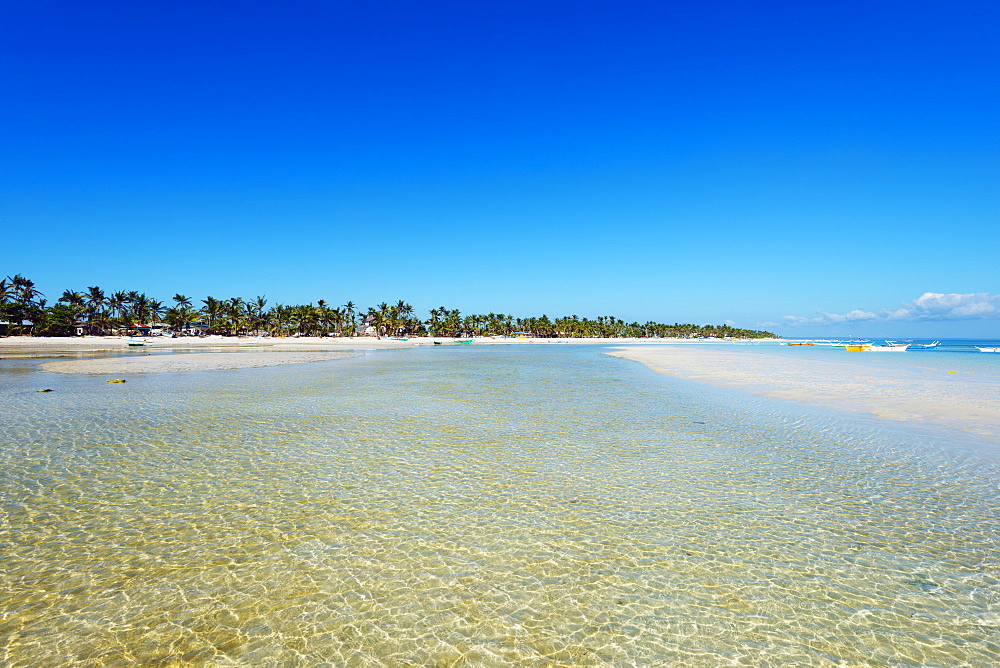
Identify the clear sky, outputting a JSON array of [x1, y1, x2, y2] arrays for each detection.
[[2, 1, 998, 337]]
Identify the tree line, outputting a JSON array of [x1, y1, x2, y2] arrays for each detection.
[[0, 273, 776, 339]]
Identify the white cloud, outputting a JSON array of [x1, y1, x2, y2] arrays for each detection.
[[783, 292, 1000, 326], [902, 292, 1000, 320]]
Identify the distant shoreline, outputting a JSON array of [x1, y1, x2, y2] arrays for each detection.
[[2, 334, 765, 348], [1, 335, 761, 374]]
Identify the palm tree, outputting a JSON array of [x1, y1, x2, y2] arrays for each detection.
[[125, 291, 141, 324], [7, 274, 43, 306], [375, 302, 389, 336], [391, 300, 413, 335], [169, 294, 192, 333], [105, 291, 126, 332], [241, 301, 256, 334], [147, 299, 164, 324], [164, 305, 191, 332], [84, 286, 105, 334], [201, 296, 223, 331], [316, 299, 329, 335], [342, 301, 356, 336], [0, 276, 42, 335], [365, 306, 384, 337], [328, 307, 345, 336], [226, 297, 244, 335], [58, 290, 85, 309], [428, 307, 441, 336], [131, 293, 151, 326], [57, 290, 86, 333], [271, 304, 291, 336], [0, 278, 14, 305], [253, 295, 267, 320]]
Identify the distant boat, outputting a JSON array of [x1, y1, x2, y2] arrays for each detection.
[[976, 346, 1000, 353], [452, 339, 473, 344], [389, 337, 410, 341], [868, 343, 909, 352], [125, 338, 149, 347], [846, 341, 909, 352], [433, 341, 443, 345], [908, 341, 941, 349], [784, 342, 814, 346]]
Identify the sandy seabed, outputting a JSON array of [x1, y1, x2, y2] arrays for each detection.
[[12, 335, 993, 440]]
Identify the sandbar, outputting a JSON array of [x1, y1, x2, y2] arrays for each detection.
[[40, 350, 366, 374], [3, 335, 743, 374], [608, 346, 1000, 440]]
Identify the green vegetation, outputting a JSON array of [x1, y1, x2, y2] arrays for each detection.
[[0, 273, 776, 339]]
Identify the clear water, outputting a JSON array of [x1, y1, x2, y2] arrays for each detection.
[[765, 338, 1000, 376], [1, 345, 999, 666]]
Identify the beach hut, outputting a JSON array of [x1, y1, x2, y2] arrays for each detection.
[[0, 319, 37, 336], [126, 323, 152, 336], [181, 322, 209, 336]]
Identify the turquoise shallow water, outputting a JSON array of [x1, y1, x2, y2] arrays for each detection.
[[757, 339, 1000, 376], [1, 345, 999, 666]]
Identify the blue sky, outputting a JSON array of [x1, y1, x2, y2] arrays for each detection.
[[2, 1, 997, 336]]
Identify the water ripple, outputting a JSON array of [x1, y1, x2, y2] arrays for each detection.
[[0, 347, 998, 665]]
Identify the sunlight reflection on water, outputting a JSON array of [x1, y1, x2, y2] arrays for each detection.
[[1, 346, 999, 665]]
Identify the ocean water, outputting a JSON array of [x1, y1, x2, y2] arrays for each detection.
[[1, 345, 999, 666], [770, 338, 1000, 376]]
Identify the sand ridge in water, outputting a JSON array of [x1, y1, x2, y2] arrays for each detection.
[[40, 350, 367, 373], [609, 345, 1000, 440]]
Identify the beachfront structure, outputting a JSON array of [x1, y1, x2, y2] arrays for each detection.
[[180, 322, 209, 336]]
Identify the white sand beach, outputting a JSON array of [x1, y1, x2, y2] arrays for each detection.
[[609, 346, 1000, 439]]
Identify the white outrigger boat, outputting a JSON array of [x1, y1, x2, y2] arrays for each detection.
[[845, 340, 909, 352], [976, 346, 1000, 353], [867, 343, 910, 352]]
